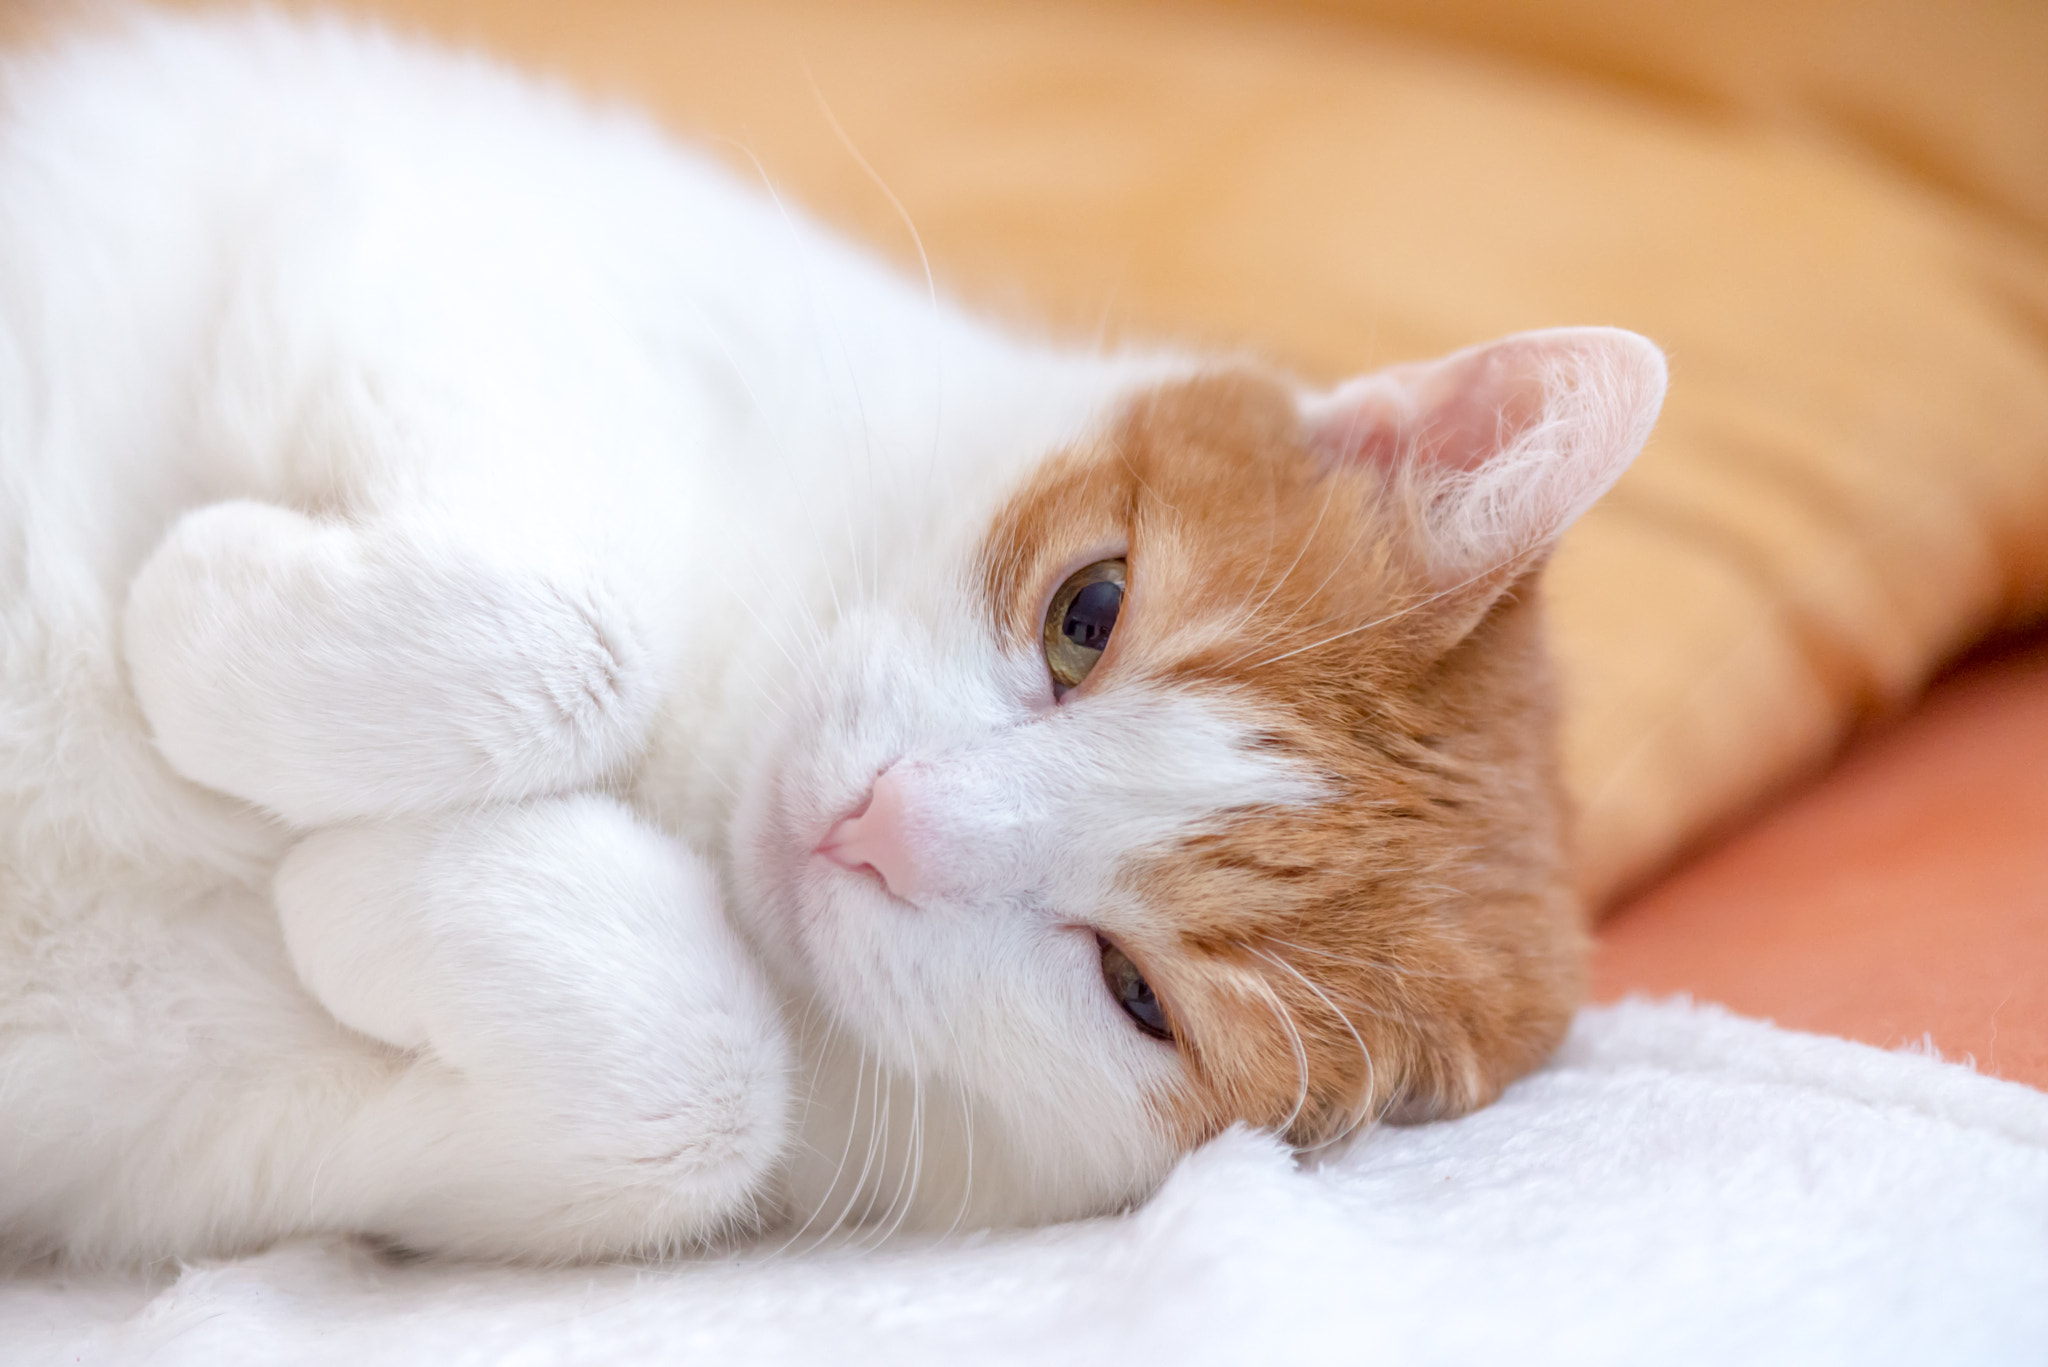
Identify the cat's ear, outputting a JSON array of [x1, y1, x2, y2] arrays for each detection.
[[1300, 327, 1666, 591]]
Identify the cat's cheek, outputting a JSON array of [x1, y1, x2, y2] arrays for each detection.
[[724, 752, 852, 999], [724, 784, 805, 967]]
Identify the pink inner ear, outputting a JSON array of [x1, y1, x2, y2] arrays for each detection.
[[1300, 327, 1668, 584], [1306, 340, 1552, 476]]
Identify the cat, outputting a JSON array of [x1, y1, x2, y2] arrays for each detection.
[[0, 9, 1665, 1266]]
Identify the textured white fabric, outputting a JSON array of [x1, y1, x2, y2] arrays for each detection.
[[8, 996, 2046, 1366]]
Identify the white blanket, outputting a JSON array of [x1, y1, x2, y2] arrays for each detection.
[[8, 998, 2047, 1366]]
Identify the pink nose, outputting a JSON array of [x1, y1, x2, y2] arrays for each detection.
[[817, 766, 923, 901]]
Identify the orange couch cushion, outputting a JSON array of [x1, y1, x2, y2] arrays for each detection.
[[1597, 631, 2048, 1089], [1294, 0, 2048, 244]]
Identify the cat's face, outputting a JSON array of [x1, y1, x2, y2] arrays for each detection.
[[731, 328, 1665, 1225]]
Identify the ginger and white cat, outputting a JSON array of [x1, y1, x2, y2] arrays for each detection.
[[0, 11, 1666, 1264]]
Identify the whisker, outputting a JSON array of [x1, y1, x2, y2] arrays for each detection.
[[1209, 494, 1385, 669], [1240, 551, 1521, 672], [770, 1025, 868, 1258], [1261, 936, 1460, 985], [1248, 944, 1378, 1147], [702, 134, 856, 629], [1231, 949, 1311, 1137], [801, 62, 947, 497], [1110, 430, 1181, 517], [1219, 458, 1339, 647], [841, 1043, 893, 1245], [873, 1027, 925, 1248], [936, 1013, 976, 1237]]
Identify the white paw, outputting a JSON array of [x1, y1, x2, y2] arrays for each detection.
[[276, 797, 792, 1238], [124, 500, 660, 825]]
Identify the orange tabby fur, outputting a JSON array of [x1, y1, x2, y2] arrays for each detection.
[[982, 372, 1584, 1149]]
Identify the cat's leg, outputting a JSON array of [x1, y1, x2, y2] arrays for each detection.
[[274, 793, 791, 1257], [122, 501, 668, 827], [122, 162, 708, 827]]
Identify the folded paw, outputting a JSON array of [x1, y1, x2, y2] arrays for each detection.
[[124, 501, 660, 825], [275, 796, 793, 1247]]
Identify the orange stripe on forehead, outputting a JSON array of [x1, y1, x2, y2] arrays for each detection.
[[977, 369, 1413, 674], [977, 438, 1137, 651]]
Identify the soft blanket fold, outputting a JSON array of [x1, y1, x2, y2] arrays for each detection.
[[9, 997, 2045, 1366]]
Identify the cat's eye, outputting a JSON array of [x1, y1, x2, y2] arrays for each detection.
[[1043, 559, 1125, 696], [1099, 935, 1173, 1042]]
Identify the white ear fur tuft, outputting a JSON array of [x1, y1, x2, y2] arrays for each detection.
[[1302, 327, 1667, 587]]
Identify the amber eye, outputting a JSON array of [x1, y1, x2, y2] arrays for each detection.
[[1099, 935, 1173, 1042], [1043, 558, 1125, 696]]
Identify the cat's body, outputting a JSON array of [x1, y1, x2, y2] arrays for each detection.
[[0, 12, 1666, 1265]]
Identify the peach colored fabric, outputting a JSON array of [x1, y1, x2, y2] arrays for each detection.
[[1293, 0, 2048, 243], [138, 0, 2048, 905], [1597, 632, 2048, 1089]]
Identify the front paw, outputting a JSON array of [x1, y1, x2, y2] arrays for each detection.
[[123, 501, 660, 825], [277, 797, 793, 1240]]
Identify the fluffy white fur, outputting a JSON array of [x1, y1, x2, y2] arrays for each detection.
[[8, 1000, 2046, 1365], [0, 11, 1662, 1263]]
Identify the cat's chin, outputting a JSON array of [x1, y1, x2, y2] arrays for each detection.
[[771, 1015, 1187, 1238]]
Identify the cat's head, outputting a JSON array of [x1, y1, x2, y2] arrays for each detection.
[[731, 326, 1666, 1226]]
